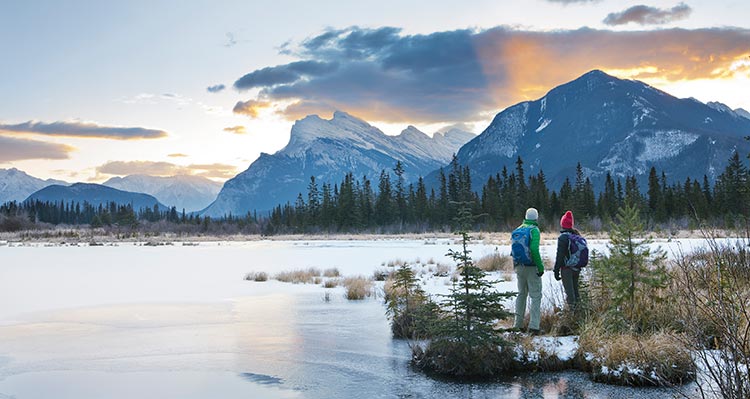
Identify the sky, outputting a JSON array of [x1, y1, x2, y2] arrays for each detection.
[[1, 0, 749, 183]]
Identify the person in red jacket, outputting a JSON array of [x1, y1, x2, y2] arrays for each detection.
[[554, 210, 582, 308]]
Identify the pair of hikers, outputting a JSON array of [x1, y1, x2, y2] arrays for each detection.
[[510, 208, 587, 334]]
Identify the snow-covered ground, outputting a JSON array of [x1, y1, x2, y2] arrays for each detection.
[[0, 237, 728, 398]]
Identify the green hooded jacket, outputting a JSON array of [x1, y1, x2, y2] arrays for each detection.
[[517, 219, 544, 274]]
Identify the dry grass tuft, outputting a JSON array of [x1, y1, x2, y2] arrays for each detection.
[[342, 276, 375, 300], [579, 325, 694, 386], [244, 271, 268, 282], [323, 267, 340, 277], [475, 252, 513, 272], [274, 267, 322, 284], [322, 279, 339, 288]]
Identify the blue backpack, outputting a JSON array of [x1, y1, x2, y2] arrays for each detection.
[[511, 226, 534, 265], [565, 232, 589, 270]]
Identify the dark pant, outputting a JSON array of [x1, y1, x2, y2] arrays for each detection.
[[561, 267, 580, 307]]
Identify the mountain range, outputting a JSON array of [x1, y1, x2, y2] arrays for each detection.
[[6, 70, 750, 220], [103, 174, 221, 212], [200, 111, 474, 217], [446, 70, 750, 190], [26, 183, 167, 211], [0, 168, 68, 204]]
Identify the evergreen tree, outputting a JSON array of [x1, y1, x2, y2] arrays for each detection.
[[307, 176, 320, 225], [375, 170, 394, 226], [393, 161, 407, 225], [414, 205, 516, 377], [590, 203, 669, 332]]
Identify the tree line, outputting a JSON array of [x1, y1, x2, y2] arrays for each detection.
[[2, 150, 749, 234], [264, 150, 750, 233]]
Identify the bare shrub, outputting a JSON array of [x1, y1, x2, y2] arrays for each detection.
[[342, 276, 374, 300], [373, 268, 392, 281], [475, 252, 513, 272], [244, 271, 268, 282], [671, 237, 750, 399], [323, 267, 340, 277], [323, 279, 339, 288], [274, 267, 322, 284]]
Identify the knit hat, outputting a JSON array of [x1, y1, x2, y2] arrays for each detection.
[[560, 211, 574, 229], [525, 207, 538, 221]]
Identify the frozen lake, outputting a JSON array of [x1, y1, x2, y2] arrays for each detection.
[[0, 238, 713, 398]]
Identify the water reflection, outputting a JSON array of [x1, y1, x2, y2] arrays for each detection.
[[0, 280, 698, 398]]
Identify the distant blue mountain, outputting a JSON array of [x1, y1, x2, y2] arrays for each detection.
[[431, 70, 750, 190], [25, 183, 168, 211]]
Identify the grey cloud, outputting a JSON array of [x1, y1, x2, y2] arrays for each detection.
[[0, 136, 73, 162], [604, 3, 692, 26], [207, 84, 226, 93], [0, 121, 167, 140], [233, 61, 339, 90], [232, 26, 750, 123]]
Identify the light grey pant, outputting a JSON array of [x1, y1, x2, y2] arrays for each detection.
[[514, 265, 542, 330], [561, 267, 580, 308]]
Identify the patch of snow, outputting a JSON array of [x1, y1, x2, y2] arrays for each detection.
[[535, 119, 551, 133], [532, 336, 579, 362], [704, 117, 712, 124], [598, 130, 699, 175], [535, 143, 541, 149], [632, 97, 655, 127], [540, 97, 547, 114], [637, 130, 699, 162]]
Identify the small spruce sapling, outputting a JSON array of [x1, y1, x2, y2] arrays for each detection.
[[413, 204, 516, 377]]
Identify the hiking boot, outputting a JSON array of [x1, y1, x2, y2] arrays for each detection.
[[528, 328, 544, 336]]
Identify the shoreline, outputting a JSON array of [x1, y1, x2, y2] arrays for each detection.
[[0, 227, 734, 245]]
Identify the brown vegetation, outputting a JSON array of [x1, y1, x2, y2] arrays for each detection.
[[342, 276, 374, 300], [244, 271, 268, 282], [274, 267, 322, 284]]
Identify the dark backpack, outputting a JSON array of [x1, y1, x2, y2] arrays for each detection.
[[565, 232, 589, 270], [511, 226, 534, 265]]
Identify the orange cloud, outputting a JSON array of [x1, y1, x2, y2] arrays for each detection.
[[241, 26, 750, 123], [474, 27, 750, 108], [233, 99, 272, 118], [223, 125, 247, 134]]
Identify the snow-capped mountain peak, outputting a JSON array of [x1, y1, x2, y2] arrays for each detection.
[[201, 112, 473, 216], [103, 174, 222, 212], [446, 69, 750, 190], [0, 168, 68, 203]]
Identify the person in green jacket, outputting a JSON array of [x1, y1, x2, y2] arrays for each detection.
[[512, 207, 545, 335]]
